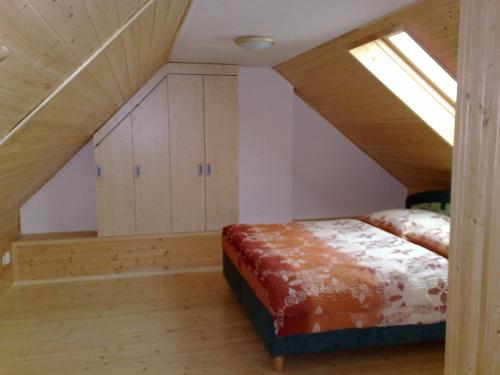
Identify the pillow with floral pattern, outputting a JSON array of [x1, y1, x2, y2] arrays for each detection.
[[360, 209, 450, 257]]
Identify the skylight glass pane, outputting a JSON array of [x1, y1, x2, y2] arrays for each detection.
[[388, 32, 457, 102], [350, 40, 455, 145]]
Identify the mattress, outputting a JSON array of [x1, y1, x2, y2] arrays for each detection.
[[223, 219, 448, 337]]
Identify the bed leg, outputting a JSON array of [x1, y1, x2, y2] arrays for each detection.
[[273, 356, 285, 371]]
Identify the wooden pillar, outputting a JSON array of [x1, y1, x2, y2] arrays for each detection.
[[445, 0, 500, 374]]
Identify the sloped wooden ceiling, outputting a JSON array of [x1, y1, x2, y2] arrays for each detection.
[[0, 0, 190, 290], [275, 0, 459, 193]]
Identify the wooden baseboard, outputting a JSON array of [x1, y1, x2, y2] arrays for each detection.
[[18, 231, 97, 242], [12, 231, 221, 283]]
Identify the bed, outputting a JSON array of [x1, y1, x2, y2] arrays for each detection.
[[222, 191, 451, 371]]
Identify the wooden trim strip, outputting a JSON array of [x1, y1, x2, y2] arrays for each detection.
[[13, 266, 222, 286], [167, 63, 239, 76]]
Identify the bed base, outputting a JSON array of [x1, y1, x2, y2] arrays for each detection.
[[223, 253, 446, 371], [406, 190, 451, 214]]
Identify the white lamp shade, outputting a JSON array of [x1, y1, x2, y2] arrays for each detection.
[[234, 36, 274, 51]]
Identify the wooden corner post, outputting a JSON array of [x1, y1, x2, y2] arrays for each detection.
[[445, 0, 500, 374]]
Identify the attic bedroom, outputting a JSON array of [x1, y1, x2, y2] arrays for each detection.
[[0, 0, 498, 374]]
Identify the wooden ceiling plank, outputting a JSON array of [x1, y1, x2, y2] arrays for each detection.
[[0, 0, 191, 218], [81, 54, 126, 107], [145, 0, 172, 75], [115, 0, 141, 25], [102, 41, 133, 100], [0, 0, 159, 148], [158, 0, 192, 64], [69, 70, 119, 115], [0, 89, 42, 137], [121, 20, 141, 93], [27, 0, 127, 108], [83, 0, 133, 99], [82, 0, 121, 42], [138, 1, 157, 85], [0, 0, 77, 79], [27, 0, 101, 61], [0, 0, 118, 122], [0, 55, 57, 100]]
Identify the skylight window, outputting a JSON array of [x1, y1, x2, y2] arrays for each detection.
[[349, 31, 457, 145]]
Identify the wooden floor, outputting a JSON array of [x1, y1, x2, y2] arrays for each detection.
[[0, 271, 445, 374]]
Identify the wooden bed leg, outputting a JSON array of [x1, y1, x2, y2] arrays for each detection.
[[273, 356, 285, 371]]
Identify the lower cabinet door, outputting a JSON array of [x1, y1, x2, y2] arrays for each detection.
[[204, 75, 238, 230], [168, 74, 207, 232], [132, 79, 171, 235], [95, 115, 136, 236]]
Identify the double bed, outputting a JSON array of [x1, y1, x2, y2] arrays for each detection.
[[222, 191, 451, 371]]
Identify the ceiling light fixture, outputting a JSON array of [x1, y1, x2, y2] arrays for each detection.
[[234, 36, 275, 51], [0, 46, 9, 63]]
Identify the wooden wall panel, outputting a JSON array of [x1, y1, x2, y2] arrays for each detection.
[[0, 210, 20, 297], [0, 0, 190, 245], [445, 0, 500, 373], [275, 0, 459, 193], [12, 232, 220, 282]]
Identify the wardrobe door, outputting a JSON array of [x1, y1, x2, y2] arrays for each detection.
[[168, 74, 206, 232], [204, 75, 238, 230], [132, 79, 171, 235], [95, 115, 135, 236]]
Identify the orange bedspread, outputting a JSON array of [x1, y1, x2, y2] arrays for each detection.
[[223, 220, 448, 336]]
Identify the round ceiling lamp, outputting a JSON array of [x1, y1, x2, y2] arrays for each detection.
[[234, 36, 275, 51]]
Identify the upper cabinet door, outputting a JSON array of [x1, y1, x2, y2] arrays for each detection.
[[168, 74, 206, 232], [132, 79, 171, 235], [95, 115, 135, 236], [204, 75, 238, 230]]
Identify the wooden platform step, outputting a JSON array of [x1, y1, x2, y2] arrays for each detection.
[[12, 231, 221, 284]]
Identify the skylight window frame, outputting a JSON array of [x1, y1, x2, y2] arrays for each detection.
[[348, 29, 457, 146], [382, 31, 457, 107]]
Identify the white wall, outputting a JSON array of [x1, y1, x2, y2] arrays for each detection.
[[292, 95, 406, 219], [238, 67, 294, 223], [20, 67, 406, 233], [20, 142, 97, 234]]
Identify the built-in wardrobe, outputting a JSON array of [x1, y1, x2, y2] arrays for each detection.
[[93, 64, 238, 237]]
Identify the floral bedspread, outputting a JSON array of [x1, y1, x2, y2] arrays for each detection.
[[223, 219, 448, 336]]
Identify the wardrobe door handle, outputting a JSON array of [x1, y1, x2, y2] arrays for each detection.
[[198, 163, 204, 176], [96, 165, 102, 178], [135, 164, 141, 178], [206, 163, 212, 176]]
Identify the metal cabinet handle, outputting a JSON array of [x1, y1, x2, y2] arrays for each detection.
[[135, 164, 141, 178], [198, 163, 204, 176], [206, 163, 212, 176], [96, 165, 102, 178]]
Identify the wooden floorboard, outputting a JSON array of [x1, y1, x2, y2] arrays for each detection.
[[0, 272, 444, 374]]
